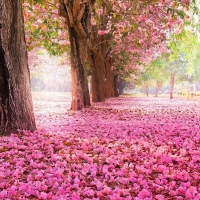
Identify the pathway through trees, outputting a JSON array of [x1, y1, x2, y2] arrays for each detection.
[[0, 93, 200, 199]]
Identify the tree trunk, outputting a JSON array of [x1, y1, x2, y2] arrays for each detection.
[[88, 49, 105, 102], [69, 27, 91, 110], [59, 1, 92, 110], [114, 75, 119, 97], [155, 86, 159, 97], [155, 81, 162, 97], [170, 73, 175, 99], [119, 86, 124, 95], [105, 56, 114, 98], [118, 78, 125, 95], [145, 86, 149, 97], [0, 0, 36, 135]]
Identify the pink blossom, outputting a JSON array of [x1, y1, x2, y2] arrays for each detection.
[[138, 189, 152, 198], [98, 30, 106, 35], [175, 28, 182, 34], [155, 194, 165, 199], [0, 190, 8, 198], [41, 26, 47, 32], [59, 40, 70, 45], [71, 193, 81, 200], [181, 0, 191, 5], [96, 8, 103, 16], [1, 93, 200, 199], [185, 186, 197, 199]]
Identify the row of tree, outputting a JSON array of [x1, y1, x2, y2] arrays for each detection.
[[0, 0, 198, 134], [135, 30, 200, 99], [24, 0, 198, 108]]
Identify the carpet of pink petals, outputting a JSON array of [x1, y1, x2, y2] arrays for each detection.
[[0, 92, 200, 200]]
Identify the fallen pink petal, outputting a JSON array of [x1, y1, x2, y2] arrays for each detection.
[[0, 94, 200, 199]]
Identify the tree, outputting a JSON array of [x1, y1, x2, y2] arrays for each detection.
[[105, 55, 115, 98], [87, 5, 112, 102], [167, 30, 200, 98], [134, 72, 152, 97], [0, 0, 36, 135], [58, 0, 93, 110], [23, 0, 198, 109], [148, 55, 169, 97]]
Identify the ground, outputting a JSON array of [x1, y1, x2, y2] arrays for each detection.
[[0, 92, 200, 199]]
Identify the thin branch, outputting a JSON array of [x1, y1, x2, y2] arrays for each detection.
[[93, 39, 111, 48]]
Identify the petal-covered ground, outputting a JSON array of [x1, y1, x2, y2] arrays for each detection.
[[0, 92, 200, 200]]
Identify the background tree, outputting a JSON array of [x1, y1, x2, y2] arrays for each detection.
[[23, 0, 198, 109], [168, 30, 200, 98], [148, 55, 169, 97]]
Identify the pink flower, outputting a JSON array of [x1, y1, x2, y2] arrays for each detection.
[[138, 189, 152, 198], [13, 169, 20, 177], [120, 177, 128, 184], [98, 30, 106, 35], [181, 0, 191, 5], [47, 192, 53, 199], [40, 192, 47, 199], [9, 186, 17, 195], [74, 177, 80, 185], [71, 193, 81, 200], [59, 40, 70, 45], [41, 26, 47, 32], [103, 186, 111, 195], [190, 28, 195, 33], [0, 190, 8, 198], [97, 9, 103, 16], [185, 187, 197, 199], [155, 194, 165, 199], [175, 28, 182, 34]]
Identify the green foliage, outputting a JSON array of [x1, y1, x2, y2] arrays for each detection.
[[135, 53, 170, 89], [168, 30, 200, 81], [23, 1, 70, 56], [23, 0, 44, 6]]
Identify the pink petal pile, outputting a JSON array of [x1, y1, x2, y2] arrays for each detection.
[[0, 93, 200, 199]]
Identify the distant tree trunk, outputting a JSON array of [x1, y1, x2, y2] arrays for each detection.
[[88, 20, 109, 102], [68, 28, 91, 110], [155, 81, 162, 97], [170, 73, 175, 99], [105, 56, 114, 98], [195, 82, 200, 91], [0, 0, 36, 135], [118, 78, 125, 95], [145, 86, 149, 97], [114, 75, 119, 97], [88, 49, 105, 102], [119, 86, 124, 95]]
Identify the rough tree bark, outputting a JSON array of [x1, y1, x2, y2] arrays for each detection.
[[88, 49, 105, 102], [170, 73, 175, 99], [88, 16, 109, 102], [69, 28, 91, 110], [59, 0, 92, 110], [0, 0, 36, 135], [118, 78, 125, 95], [155, 81, 162, 97], [113, 75, 119, 97], [105, 56, 114, 98], [145, 85, 149, 97]]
